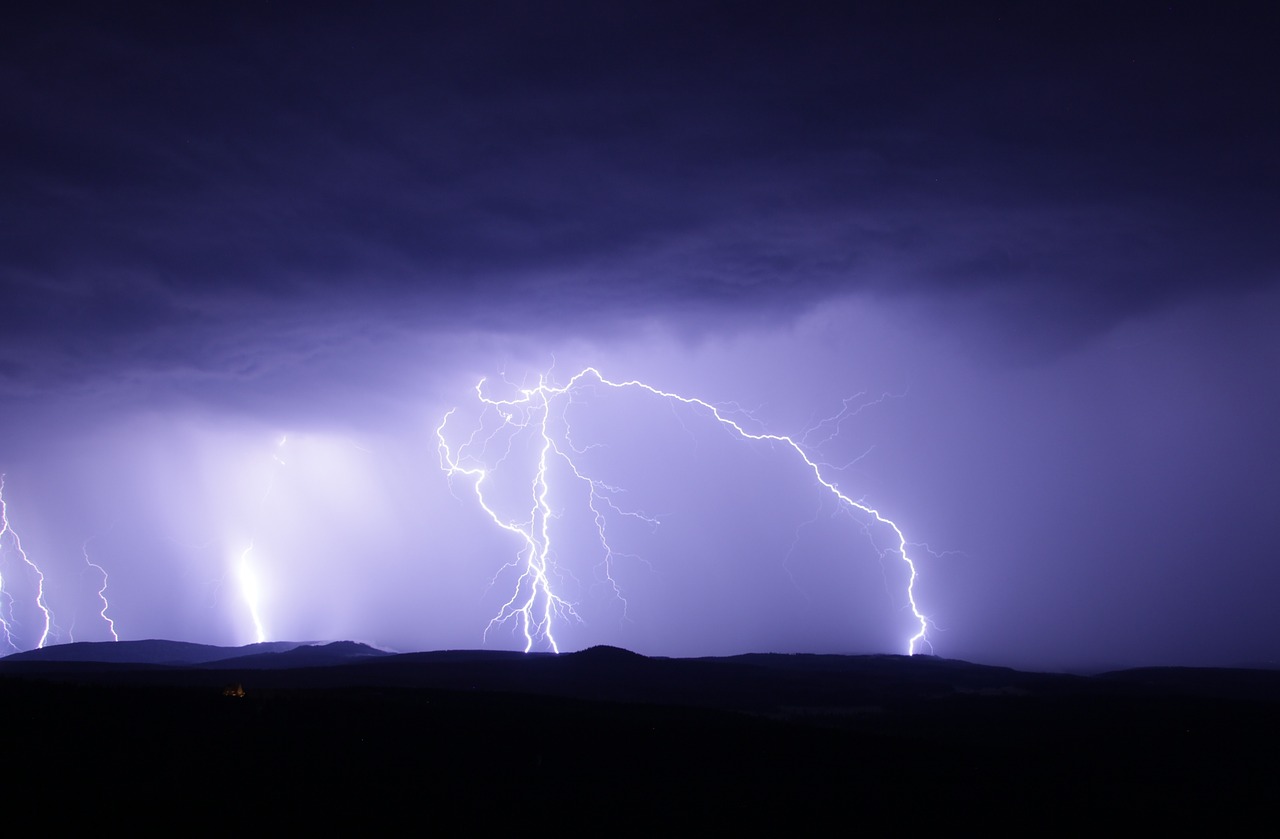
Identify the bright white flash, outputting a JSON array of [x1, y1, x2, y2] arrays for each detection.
[[234, 435, 287, 644], [236, 544, 266, 644], [437, 368, 931, 655], [0, 476, 54, 652]]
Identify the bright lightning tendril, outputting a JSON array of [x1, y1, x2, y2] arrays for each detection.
[[237, 543, 266, 644], [81, 533, 119, 643], [0, 476, 54, 652], [235, 435, 287, 645], [437, 368, 931, 656]]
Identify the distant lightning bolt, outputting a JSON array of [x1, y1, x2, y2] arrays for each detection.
[[438, 368, 932, 655], [235, 435, 287, 644], [0, 476, 54, 651], [81, 533, 119, 643]]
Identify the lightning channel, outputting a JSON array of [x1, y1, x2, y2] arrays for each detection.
[[235, 435, 287, 644], [81, 532, 119, 642], [0, 476, 54, 652], [438, 368, 932, 656], [236, 542, 266, 644]]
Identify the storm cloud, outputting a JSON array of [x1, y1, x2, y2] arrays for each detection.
[[2, 2, 1277, 668]]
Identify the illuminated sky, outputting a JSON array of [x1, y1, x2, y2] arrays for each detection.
[[2, 2, 1277, 668]]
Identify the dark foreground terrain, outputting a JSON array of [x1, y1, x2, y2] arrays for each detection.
[[3, 641, 1276, 828]]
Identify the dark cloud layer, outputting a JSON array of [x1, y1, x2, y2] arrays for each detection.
[[4, 2, 1277, 385]]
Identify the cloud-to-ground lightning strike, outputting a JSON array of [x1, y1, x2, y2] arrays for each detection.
[[234, 436, 288, 644], [437, 368, 931, 655], [236, 542, 266, 644], [0, 476, 54, 652], [81, 533, 119, 642]]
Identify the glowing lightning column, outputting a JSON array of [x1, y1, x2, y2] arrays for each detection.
[[81, 535, 119, 642], [438, 368, 932, 656], [236, 542, 266, 644], [234, 436, 287, 645], [0, 476, 54, 651]]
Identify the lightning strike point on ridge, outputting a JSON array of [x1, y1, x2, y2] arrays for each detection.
[[437, 368, 932, 656]]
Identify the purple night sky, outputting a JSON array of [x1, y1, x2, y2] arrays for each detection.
[[2, 2, 1276, 670]]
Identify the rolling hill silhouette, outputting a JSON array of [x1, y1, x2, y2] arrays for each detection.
[[2, 641, 1275, 829]]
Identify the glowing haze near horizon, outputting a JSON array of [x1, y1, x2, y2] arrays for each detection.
[[2, 3, 1278, 669]]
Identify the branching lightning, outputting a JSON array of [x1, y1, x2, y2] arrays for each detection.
[[0, 476, 54, 652], [437, 368, 931, 655]]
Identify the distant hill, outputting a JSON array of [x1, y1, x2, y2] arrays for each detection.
[[11, 639, 1279, 705], [1, 638, 310, 666], [10, 640, 1280, 707], [1, 639, 1276, 826], [198, 640, 391, 669]]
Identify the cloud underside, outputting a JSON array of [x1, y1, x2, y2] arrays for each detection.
[[2, 2, 1276, 383]]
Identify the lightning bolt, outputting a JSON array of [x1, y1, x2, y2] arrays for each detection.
[[81, 533, 119, 643], [235, 435, 287, 644], [236, 542, 266, 644], [437, 368, 932, 655], [0, 476, 54, 652]]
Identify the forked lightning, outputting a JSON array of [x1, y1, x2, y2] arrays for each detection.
[[437, 368, 931, 655]]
